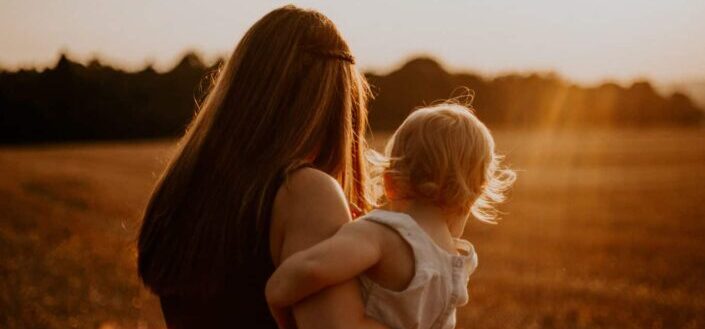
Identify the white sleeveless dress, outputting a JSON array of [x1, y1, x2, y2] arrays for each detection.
[[358, 209, 479, 329]]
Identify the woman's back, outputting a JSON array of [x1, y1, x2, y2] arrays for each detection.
[[159, 260, 275, 328], [160, 280, 274, 328], [157, 171, 285, 328]]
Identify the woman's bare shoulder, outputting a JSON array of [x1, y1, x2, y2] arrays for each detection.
[[275, 167, 350, 222], [278, 167, 346, 204], [271, 167, 353, 261]]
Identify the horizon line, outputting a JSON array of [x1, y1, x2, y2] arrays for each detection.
[[3, 50, 705, 109]]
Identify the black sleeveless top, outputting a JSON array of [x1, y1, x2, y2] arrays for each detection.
[[159, 171, 287, 329]]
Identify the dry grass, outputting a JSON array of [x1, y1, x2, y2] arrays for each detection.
[[1, 128, 704, 328]]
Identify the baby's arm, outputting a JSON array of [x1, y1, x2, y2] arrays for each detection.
[[266, 219, 383, 311]]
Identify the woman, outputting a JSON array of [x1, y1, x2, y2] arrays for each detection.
[[138, 5, 386, 329]]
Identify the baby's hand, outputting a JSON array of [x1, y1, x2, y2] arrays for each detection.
[[268, 304, 297, 329]]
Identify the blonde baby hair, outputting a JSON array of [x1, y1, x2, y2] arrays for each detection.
[[375, 102, 516, 223]]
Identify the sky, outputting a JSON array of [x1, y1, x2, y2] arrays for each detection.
[[1, 0, 705, 85]]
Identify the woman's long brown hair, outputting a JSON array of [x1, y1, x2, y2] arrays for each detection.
[[138, 5, 371, 295]]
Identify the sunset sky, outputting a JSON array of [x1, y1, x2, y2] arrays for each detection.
[[2, 0, 704, 84]]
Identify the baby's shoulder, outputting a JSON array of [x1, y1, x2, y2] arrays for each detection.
[[352, 215, 411, 256], [354, 213, 416, 291], [344, 217, 390, 239]]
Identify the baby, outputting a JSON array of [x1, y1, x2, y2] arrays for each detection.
[[266, 103, 516, 329]]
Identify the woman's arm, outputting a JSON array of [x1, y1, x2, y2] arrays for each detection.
[[270, 168, 388, 329], [266, 220, 382, 310]]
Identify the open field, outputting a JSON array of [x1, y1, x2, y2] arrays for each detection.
[[1, 128, 704, 328]]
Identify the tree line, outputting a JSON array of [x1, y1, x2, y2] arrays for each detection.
[[0, 53, 702, 143]]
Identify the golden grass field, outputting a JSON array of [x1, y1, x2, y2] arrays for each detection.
[[1, 128, 704, 328]]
